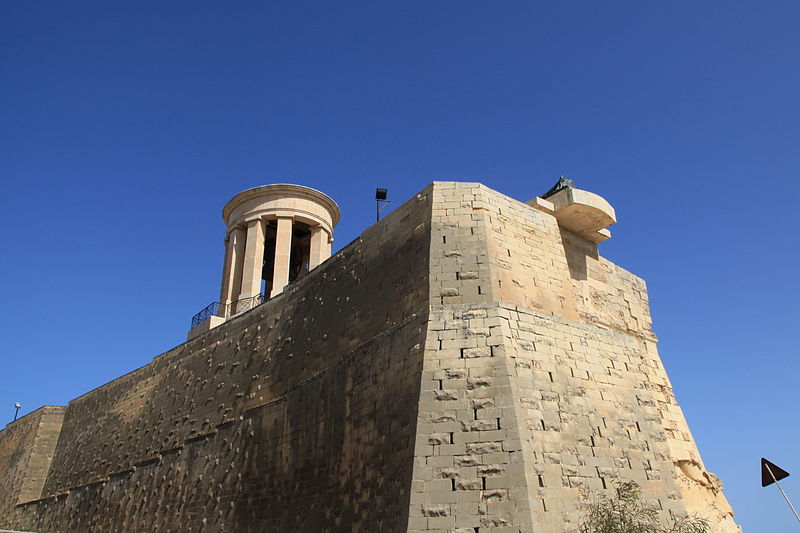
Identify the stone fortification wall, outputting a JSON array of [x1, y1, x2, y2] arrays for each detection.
[[6, 186, 435, 532], [426, 182, 652, 338], [11, 318, 426, 532], [2, 181, 737, 532], [408, 182, 737, 532], [409, 302, 734, 533], [0, 406, 65, 518]]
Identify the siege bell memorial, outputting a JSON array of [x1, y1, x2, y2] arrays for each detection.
[[0, 180, 740, 532]]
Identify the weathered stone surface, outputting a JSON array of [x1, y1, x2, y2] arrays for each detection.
[[412, 182, 738, 533], [0, 406, 65, 518], [2, 185, 433, 533], [0, 181, 739, 532]]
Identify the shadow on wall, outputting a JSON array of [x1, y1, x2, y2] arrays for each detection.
[[559, 227, 599, 282]]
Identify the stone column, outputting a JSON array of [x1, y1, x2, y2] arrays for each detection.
[[219, 226, 245, 317], [240, 218, 266, 301], [323, 230, 332, 261], [230, 227, 246, 302], [270, 216, 293, 298], [309, 226, 325, 270]]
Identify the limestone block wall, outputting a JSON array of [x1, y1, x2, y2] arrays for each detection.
[[408, 182, 737, 532], [507, 305, 692, 530], [1, 181, 737, 532], [0, 406, 65, 518], [428, 182, 496, 307], [5, 186, 435, 532], [426, 181, 652, 336], [10, 317, 426, 532], [409, 304, 538, 532]]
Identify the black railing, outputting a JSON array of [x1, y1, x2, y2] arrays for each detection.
[[227, 293, 265, 315], [191, 302, 221, 328], [190, 293, 266, 328]]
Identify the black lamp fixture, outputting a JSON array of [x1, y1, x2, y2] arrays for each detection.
[[375, 188, 389, 221]]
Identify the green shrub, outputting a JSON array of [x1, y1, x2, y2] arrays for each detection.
[[579, 481, 709, 533]]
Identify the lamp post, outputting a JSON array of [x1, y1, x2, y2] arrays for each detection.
[[375, 188, 389, 222], [13, 402, 21, 422]]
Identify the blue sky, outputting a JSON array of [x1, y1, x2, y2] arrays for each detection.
[[2, 1, 799, 529]]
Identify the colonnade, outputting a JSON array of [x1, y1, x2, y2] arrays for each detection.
[[216, 184, 339, 318], [218, 216, 332, 315]]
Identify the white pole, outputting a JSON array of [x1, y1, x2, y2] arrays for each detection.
[[765, 462, 800, 523]]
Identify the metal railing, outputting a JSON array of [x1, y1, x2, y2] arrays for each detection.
[[227, 293, 265, 316], [191, 293, 265, 328], [191, 302, 220, 328]]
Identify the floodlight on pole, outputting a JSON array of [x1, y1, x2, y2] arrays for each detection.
[[375, 188, 389, 222], [13, 402, 21, 422]]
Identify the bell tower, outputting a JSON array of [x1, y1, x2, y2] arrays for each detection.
[[189, 183, 340, 338]]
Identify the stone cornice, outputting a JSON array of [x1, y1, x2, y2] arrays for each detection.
[[222, 184, 340, 227]]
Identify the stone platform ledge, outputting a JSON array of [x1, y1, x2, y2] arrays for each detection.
[[187, 314, 226, 340], [527, 186, 616, 242]]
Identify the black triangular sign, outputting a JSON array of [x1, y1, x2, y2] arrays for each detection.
[[762, 458, 791, 487]]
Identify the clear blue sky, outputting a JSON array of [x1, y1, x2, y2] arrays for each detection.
[[2, 1, 798, 530]]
